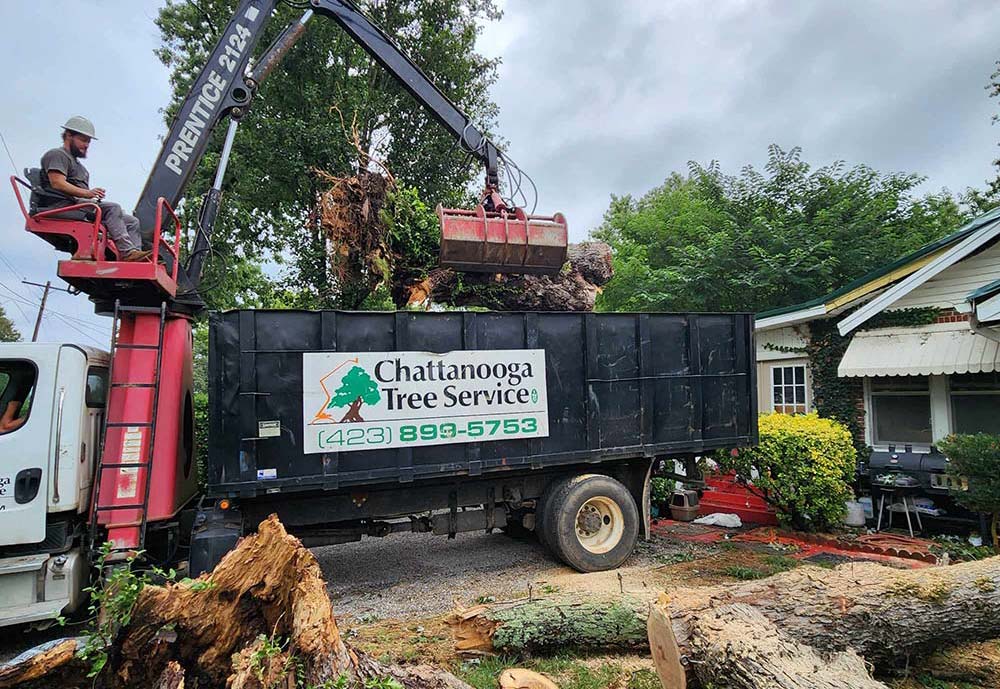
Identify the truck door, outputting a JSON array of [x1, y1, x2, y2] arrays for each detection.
[[0, 357, 48, 544]]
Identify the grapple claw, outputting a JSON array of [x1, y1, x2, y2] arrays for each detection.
[[437, 204, 568, 275]]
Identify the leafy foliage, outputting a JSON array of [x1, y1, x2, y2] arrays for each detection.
[[938, 433, 1000, 549], [77, 544, 182, 679], [155, 0, 501, 307], [595, 146, 973, 314], [0, 306, 20, 342], [716, 413, 856, 531], [989, 58, 1000, 202], [649, 477, 675, 506], [804, 319, 866, 457]]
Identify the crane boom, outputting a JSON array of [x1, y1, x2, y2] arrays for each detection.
[[131, 0, 564, 308]]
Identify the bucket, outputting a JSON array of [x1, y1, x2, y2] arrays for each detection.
[[858, 496, 874, 519], [437, 204, 568, 274], [844, 500, 866, 527]]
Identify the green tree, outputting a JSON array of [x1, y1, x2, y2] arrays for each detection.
[[0, 306, 20, 342], [155, 0, 501, 309], [938, 433, 1000, 549], [595, 146, 975, 314], [326, 365, 380, 421], [987, 58, 1000, 203]]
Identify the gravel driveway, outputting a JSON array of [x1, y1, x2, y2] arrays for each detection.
[[314, 528, 686, 622]]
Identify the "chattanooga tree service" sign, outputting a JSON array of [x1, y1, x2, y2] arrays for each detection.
[[302, 350, 548, 453]]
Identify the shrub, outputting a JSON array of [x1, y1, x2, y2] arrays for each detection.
[[937, 433, 1000, 549], [650, 477, 675, 506], [715, 413, 855, 531]]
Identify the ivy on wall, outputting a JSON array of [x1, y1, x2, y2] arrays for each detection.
[[801, 307, 941, 459], [862, 307, 940, 330]]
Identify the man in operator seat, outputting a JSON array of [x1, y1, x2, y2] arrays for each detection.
[[0, 371, 33, 434], [40, 116, 151, 262]]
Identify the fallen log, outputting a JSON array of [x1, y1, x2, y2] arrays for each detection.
[[663, 557, 1000, 668], [449, 558, 1000, 686], [652, 602, 887, 689], [0, 638, 88, 689], [447, 595, 649, 655], [1, 515, 472, 689]]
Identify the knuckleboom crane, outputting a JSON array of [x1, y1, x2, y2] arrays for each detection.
[[147, 0, 568, 304], [9, 0, 568, 559]]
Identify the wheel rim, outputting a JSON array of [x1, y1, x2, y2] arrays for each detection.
[[574, 496, 625, 554]]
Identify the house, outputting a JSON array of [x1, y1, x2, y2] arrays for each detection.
[[754, 206, 1000, 451]]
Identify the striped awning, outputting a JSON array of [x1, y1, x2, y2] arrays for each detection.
[[838, 323, 1000, 377]]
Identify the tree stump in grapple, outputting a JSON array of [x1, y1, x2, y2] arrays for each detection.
[[405, 242, 614, 311], [317, 170, 393, 309]]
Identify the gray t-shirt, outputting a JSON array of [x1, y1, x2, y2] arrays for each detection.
[[40, 147, 90, 193]]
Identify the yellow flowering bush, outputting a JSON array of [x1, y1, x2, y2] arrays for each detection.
[[716, 413, 856, 531]]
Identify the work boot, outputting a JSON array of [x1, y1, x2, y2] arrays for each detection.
[[121, 249, 151, 262]]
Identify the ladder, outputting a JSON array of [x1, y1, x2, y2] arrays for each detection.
[[90, 300, 168, 556]]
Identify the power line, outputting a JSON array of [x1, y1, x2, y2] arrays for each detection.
[[0, 129, 19, 176], [0, 279, 107, 336], [48, 312, 104, 346], [2, 292, 33, 328], [0, 249, 24, 278]]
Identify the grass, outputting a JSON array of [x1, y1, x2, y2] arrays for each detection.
[[723, 554, 801, 580], [456, 652, 654, 689], [723, 565, 769, 580]]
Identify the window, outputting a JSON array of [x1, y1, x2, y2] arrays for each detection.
[[86, 366, 109, 408], [950, 372, 1000, 435], [870, 376, 932, 445], [771, 365, 807, 414], [0, 360, 37, 435]]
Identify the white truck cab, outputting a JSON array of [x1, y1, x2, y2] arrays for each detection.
[[0, 343, 109, 627]]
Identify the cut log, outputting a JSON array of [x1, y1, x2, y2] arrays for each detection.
[[447, 595, 649, 655], [499, 668, 559, 689], [405, 242, 614, 311], [649, 602, 888, 689], [450, 557, 1000, 684], [647, 595, 685, 689], [0, 638, 87, 689], [663, 556, 1000, 668]]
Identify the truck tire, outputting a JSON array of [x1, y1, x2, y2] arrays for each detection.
[[535, 475, 571, 552], [542, 474, 639, 572]]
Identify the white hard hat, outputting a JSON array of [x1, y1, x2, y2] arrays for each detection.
[[62, 115, 97, 140]]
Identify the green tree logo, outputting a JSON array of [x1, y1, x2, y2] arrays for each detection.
[[324, 366, 381, 423]]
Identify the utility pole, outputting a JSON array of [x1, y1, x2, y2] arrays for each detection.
[[30, 281, 50, 342], [22, 279, 74, 342]]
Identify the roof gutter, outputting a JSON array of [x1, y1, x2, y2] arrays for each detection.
[[970, 312, 1000, 345]]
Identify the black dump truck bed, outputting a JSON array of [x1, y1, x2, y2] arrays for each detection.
[[207, 310, 757, 497]]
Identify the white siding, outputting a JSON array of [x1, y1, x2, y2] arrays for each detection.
[[755, 325, 810, 362], [893, 240, 1000, 310]]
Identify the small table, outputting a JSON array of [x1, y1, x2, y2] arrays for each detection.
[[875, 484, 923, 537]]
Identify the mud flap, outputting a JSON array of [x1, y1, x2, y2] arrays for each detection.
[[189, 505, 242, 576]]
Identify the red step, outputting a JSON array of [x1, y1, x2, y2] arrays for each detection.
[[698, 473, 778, 525]]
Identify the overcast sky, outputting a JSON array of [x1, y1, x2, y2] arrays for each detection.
[[1, 0, 998, 345]]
